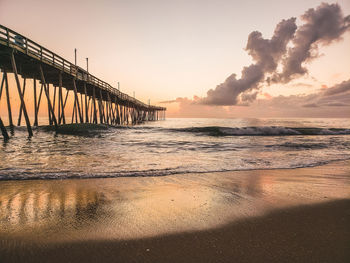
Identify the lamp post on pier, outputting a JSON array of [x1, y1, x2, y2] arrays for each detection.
[[74, 48, 77, 66]]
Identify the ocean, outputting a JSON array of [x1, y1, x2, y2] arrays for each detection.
[[0, 118, 350, 180]]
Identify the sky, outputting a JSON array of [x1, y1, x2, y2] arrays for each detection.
[[1, 0, 350, 118]]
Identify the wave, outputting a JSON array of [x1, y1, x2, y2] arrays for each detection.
[[165, 126, 350, 136], [41, 123, 110, 136], [1, 157, 349, 181], [265, 142, 329, 150], [9, 124, 350, 137]]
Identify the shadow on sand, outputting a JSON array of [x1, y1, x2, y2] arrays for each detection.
[[1, 199, 349, 263]]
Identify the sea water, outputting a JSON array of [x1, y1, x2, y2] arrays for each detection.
[[0, 118, 349, 180]]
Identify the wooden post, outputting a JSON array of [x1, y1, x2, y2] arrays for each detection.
[[84, 83, 88, 123], [58, 80, 61, 124], [71, 99, 76, 124], [110, 100, 114, 125], [17, 78, 26, 126], [58, 73, 64, 125], [89, 97, 93, 123], [53, 85, 57, 122], [110, 101, 114, 124], [125, 105, 128, 125], [103, 100, 107, 124], [10, 52, 33, 136], [80, 93, 83, 122], [39, 65, 58, 128], [98, 90, 105, 124], [126, 105, 129, 125], [3, 71, 14, 131], [92, 87, 97, 124], [118, 104, 121, 124], [115, 98, 120, 125], [105, 97, 109, 124], [72, 79, 83, 123], [47, 83, 52, 125], [35, 84, 44, 126], [110, 100, 116, 125], [75, 101, 78, 124], [98, 97, 102, 124], [102, 98, 106, 124], [107, 96, 111, 124], [122, 105, 124, 124], [109, 100, 113, 124], [132, 107, 135, 124], [33, 78, 38, 126], [120, 105, 125, 125], [107, 93, 114, 125], [119, 105, 122, 124]]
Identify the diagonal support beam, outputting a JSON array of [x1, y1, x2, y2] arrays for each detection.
[[60, 89, 69, 124], [17, 78, 26, 126], [39, 64, 58, 128], [10, 52, 33, 136], [0, 73, 4, 99], [34, 83, 44, 126], [72, 79, 83, 123], [3, 71, 14, 130], [58, 78, 65, 124]]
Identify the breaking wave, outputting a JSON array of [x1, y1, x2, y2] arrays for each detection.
[[166, 126, 350, 136]]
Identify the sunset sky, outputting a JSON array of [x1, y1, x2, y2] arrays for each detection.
[[1, 0, 350, 118]]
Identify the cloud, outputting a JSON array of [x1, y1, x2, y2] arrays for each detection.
[[302, 103, 319, 108], [291, 82, 313, 88], [163, 79, 350, 118], [273, 79, 350, 108], [275, 3, 350, 83], [196, 3, 350, 106], [200, 18, 297, 105], [323, 79, 350, 96]]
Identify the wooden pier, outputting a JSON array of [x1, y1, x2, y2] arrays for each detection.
[[0, 24, 166, 140]]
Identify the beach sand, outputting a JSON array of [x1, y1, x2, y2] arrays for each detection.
[[1, 161, 350, 262]]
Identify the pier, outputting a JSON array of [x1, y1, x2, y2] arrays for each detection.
[[0, 24, 166, 139]]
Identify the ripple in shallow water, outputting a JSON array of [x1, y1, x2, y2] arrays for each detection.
[[0, 118, 350, 180]]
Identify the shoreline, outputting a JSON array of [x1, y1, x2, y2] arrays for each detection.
[[1, 160, 350, 262], [0, 158, 349, 182]]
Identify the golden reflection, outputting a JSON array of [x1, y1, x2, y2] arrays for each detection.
[[0, 180, 108, 231], [0, 161, 349, 242]]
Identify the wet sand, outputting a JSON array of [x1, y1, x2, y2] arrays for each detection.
[[1, 161, 350, 262]]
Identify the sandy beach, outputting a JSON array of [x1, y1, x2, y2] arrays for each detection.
[[1, 160, 350, 262]]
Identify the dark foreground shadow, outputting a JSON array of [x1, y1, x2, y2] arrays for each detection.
[[1, 199, 350, 263]]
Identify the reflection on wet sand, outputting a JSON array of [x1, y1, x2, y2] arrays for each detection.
[[1, 161, 350, 243], [0, 181, 108, 237], [0, 174, 266, 242]]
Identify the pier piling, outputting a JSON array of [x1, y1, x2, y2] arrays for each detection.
[[0, 24, 165, 140]]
